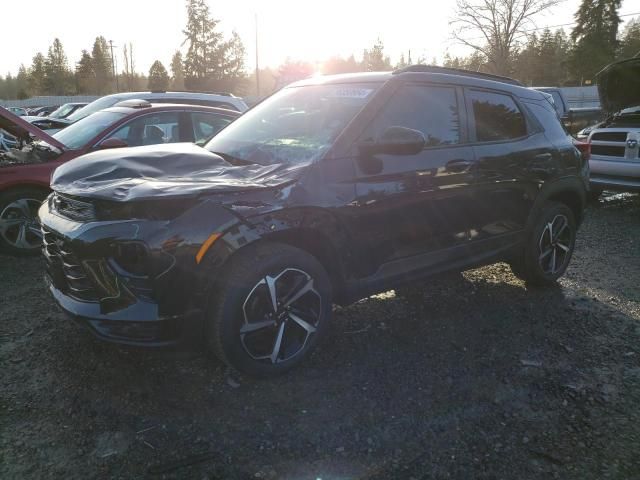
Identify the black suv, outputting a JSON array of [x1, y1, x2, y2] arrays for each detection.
[[39, 66, 588, 376]]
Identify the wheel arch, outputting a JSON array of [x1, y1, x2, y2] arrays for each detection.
[[208, 207, 353, 302], [529, 177, 586, 229]]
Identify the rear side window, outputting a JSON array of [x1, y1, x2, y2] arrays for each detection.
[[367, 85, 461, 147], [468, 90, 527, 142]]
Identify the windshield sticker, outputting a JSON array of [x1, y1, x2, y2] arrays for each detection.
[[330, 88, 373, 99]]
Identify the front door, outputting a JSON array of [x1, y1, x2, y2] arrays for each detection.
[[348, 83, 476, 278]]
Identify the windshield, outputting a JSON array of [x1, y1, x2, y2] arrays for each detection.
[[65, 96, 123, 123], [53, 110, 128, 149], [49, 104, 76, 119], [205, 83, 379, 165]]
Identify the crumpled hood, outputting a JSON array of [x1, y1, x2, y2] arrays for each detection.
[[51, 143, 308, 202], [597, 57, 640, 113]]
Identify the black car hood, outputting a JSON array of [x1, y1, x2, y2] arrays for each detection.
[[597, 58, 640, 113], [51, 143, 309, 202]]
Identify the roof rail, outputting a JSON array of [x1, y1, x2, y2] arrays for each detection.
[[148, 90, 236, 97], [392, 65, 523, 87], [114, 99, 152, 109]]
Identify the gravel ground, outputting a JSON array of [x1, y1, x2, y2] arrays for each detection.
[[1, 192, 639, 480]]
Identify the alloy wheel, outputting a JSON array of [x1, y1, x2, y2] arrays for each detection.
[[240, 268, 321, 364], [538, 214, 572, 275], [0, 198, 43, 251]]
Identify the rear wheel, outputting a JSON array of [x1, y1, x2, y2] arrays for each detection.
[[207, 242, 332, 377], [510, 201, 576, 286], [0, 188, 47, 256]]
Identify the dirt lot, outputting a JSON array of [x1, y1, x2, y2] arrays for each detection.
[[1, 193, 639, 480]]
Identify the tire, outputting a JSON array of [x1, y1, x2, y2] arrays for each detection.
[[207, 242, 332, 377], [510, 201, 577, 286], [0, 188, 47, 256]]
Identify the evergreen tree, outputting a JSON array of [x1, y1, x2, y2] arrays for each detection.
[[16, 65, 30, 99], [618, 18, 640, 59], [28, 53, 46, 96], [220, 31, 247, 93], [182, 0, 225, 90], [361, 39, 392, 71], [570, 0, 622, 83], [44, 38, 72, 95], [75, 50, 94, 93], [92, 36, 113, 94], [170, 50, 185, 90], [148, 60, 170, 91]]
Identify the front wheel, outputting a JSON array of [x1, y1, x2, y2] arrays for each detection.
[[0, 188, 47, 256], [510, 201, 577, 286], [207, 242, 332, 377]]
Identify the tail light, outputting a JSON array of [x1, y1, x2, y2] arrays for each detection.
[[574, 140, 591, 162]]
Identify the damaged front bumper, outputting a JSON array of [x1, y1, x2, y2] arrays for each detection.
[[38, 194, 241, 346]]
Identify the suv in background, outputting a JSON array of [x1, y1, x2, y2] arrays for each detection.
[[32, 91, 248, 131], [40, 66, 588, 376]]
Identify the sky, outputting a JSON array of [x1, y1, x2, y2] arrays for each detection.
[[0, 0, 638, 77]]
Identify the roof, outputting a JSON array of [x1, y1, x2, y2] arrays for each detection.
[[289, 66, 543, 101]]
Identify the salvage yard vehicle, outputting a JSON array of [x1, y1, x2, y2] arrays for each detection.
[[34, 91, 249, 132], [39, 66, 588, 377], [0, 103, 239, 254], [584, 58, 640, 197], [534, 87, 603, 135]]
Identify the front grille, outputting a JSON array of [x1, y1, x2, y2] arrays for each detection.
[[591, 145, 627, 157], [51, 193, 97, 222], [42, 227, 97, 301], [591, 132, 628, 142]]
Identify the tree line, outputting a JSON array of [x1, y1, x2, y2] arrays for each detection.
[[448, 0, 640, 86], [1, 0, 639, 101], [0, 0, 247, 100]]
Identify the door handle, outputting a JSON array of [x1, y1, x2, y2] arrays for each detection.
[[533, 153, 553, 162], [445, 159, 473, 173]]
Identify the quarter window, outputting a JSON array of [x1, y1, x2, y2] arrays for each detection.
[[468, 90, 527, 142], [366, 85, 461, 147], [191, 112, 233, 145]]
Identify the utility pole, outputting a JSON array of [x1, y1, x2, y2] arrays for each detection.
[[109, 40, 119, 92], [255, 13, 260, 97]]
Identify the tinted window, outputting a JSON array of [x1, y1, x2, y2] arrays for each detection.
[[367, 85, 461, 147], [191, 112, 233, 145], [468, 90, 527, 142], [105, 112, 180, 147]]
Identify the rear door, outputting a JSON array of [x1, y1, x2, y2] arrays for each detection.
[[466, 88, 553, 249], [347, 82, 477, 275]]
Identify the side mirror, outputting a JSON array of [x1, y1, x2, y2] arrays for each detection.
[[97, 137, 128, 150], [360, 126, 426, 156]]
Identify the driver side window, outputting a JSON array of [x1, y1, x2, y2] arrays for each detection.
[[363, 85, 461, 147], [105, 112, 181, 147]]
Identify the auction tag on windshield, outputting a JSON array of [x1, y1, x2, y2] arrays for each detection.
[[330, 88, 373, 98]]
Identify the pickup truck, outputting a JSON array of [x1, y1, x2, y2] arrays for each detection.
[[534, 87, 603, 135]]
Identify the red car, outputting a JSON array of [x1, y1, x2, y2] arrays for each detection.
[[0, 101, 239, 255]]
